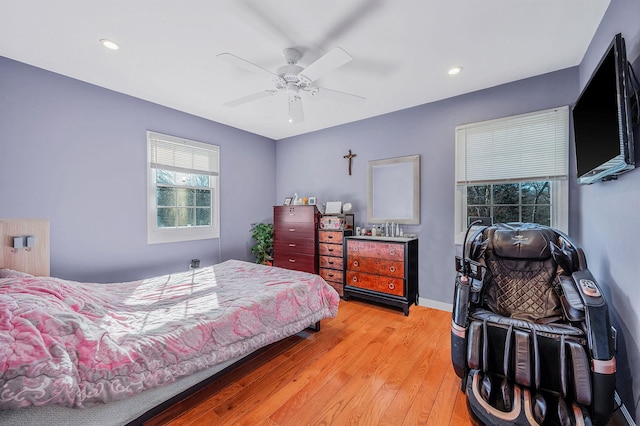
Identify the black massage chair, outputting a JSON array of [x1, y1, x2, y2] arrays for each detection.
[[451, 223, 617, 425]]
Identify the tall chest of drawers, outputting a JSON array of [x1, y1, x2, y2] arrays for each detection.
[[273, 205, 320, 273], [318, 229, 352, 297], [344, 236, 418, 316]]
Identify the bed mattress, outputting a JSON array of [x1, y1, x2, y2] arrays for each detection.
[[0, 260, 339, 412]]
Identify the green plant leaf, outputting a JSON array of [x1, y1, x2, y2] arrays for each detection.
[[250, 223, 274, 264]]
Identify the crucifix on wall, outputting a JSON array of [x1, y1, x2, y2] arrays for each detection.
[[343, 149, 357, 175]]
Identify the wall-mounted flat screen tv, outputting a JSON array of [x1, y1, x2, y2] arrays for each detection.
[[573, 33, 638, 184]]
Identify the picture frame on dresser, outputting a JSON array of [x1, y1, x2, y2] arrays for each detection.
[[367, 154, 420, 225], [283, 197, 293, 206]]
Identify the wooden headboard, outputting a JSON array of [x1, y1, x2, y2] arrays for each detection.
[[0, 219, 50, 276]]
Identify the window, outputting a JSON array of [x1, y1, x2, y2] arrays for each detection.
[[147, 131, 219, 244], [455, 107, 569, 243]]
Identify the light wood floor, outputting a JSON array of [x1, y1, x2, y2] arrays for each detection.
[[146, 299, 473, 426]]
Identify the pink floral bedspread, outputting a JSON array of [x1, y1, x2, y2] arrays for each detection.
[[0, 260, 339, 409]]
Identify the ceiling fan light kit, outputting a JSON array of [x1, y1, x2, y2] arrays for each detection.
[[218, 47, 365, 123], [100, 39, 120, 50]]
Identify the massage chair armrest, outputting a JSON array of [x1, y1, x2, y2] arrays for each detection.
[[571, 269, 616, 361], [558, 275, 585, 322], [453, 274, 485, 321]]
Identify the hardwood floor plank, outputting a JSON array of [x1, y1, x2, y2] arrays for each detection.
[[207, 302, 383, 424], [452, 382, 474, 426], [267, 307, 394, 424], [277, 324, 399, 425], [146, 300, 475, 426], [331, 308, 449, 425], [426, 361, 470, 425], [376, 314, 449, 424], [209, 336, 342, 422]]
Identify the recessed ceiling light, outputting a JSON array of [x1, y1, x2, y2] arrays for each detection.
[[100, 39, 120, 50], [448, 66, 462, 76]]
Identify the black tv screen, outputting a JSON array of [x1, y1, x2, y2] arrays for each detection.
[[573, 33, 636, 184]]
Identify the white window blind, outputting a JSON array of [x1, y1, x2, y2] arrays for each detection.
[[146, 131, 220, 244], [149, 132, 219, 176], [456, 106, 569, 184]]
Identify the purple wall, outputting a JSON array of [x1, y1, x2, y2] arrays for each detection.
[[575, 0, 640, 419], [3, 3, 639, 415], [0, 56, 276, 282], [277, 67, 578, 308]]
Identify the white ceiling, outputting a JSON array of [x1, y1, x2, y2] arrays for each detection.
[[0, 0, 610, 140]]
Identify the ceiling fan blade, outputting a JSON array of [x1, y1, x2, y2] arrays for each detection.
[[316, 0, 384, 50], [217, 53, 280, 80], [223, 90, 278, 108], [237, 0, 300, 47], [288, 95, 304, 123], [311, 87, 365, 106], [298, 47, 353, 83]]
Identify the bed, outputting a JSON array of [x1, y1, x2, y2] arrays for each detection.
[[0, 252, 339, 425]]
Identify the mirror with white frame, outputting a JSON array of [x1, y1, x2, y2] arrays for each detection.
[[367, 154, 420, 224]]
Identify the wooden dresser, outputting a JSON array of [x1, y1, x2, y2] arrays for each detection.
[[344, 236, 418, 316], [273, 205, 320, 273], [318, 229, 352, 297]]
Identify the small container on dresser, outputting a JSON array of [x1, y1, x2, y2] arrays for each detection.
[[318, 228, 353, 297], [273, 205, 320, 273], [344, 236, 418, 316]]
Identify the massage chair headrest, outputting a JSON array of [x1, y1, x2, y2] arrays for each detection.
[[485, 223, 556, 260]]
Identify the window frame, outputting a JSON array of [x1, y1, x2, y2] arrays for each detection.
[[147, 131, 220, 244], [454, 107, 569, 244]]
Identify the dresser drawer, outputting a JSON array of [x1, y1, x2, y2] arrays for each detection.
[[274, 206, 317, 224], [326, 282, 344, 297], [319, 230, 343, 244], [320, 267, 344, 284], [273, 253, 315, 272], [346, 271, 404, 297], [274, 236, 316, 255], [346, 240, 404, 261], [319, 242, 343, 257], [320, 255, 343, 270], [275, 222, 316, 238], [346, 256, 404, 278]]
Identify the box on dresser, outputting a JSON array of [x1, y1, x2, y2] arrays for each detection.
[[273, 205, 320, 273], [344, 236, 418, 316]]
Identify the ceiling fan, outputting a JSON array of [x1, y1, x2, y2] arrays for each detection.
[[217, 47, 365, 123]]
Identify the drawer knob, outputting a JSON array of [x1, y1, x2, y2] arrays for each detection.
[[328, 235, 334, 239], [353, 260, 359, 267], [352, 276, 358, 282], [328, 273, 334, 278], [328, 248, 334, 252], [353, 246, 358, 252], [389, 266, 396, 273], [288, 259, 296, 263], [328, 260, 334, 265], [289, 243, 296, 247], [289, 228, 296, 232], [388, 283, 395, 290], [390, 249, 396, 256]]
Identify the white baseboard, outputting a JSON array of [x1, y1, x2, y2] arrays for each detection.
[[418, 297, 453, 312], [614, 391, 637, 426]]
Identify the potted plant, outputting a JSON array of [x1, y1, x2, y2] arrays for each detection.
[[250, 223, 274, 265]]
